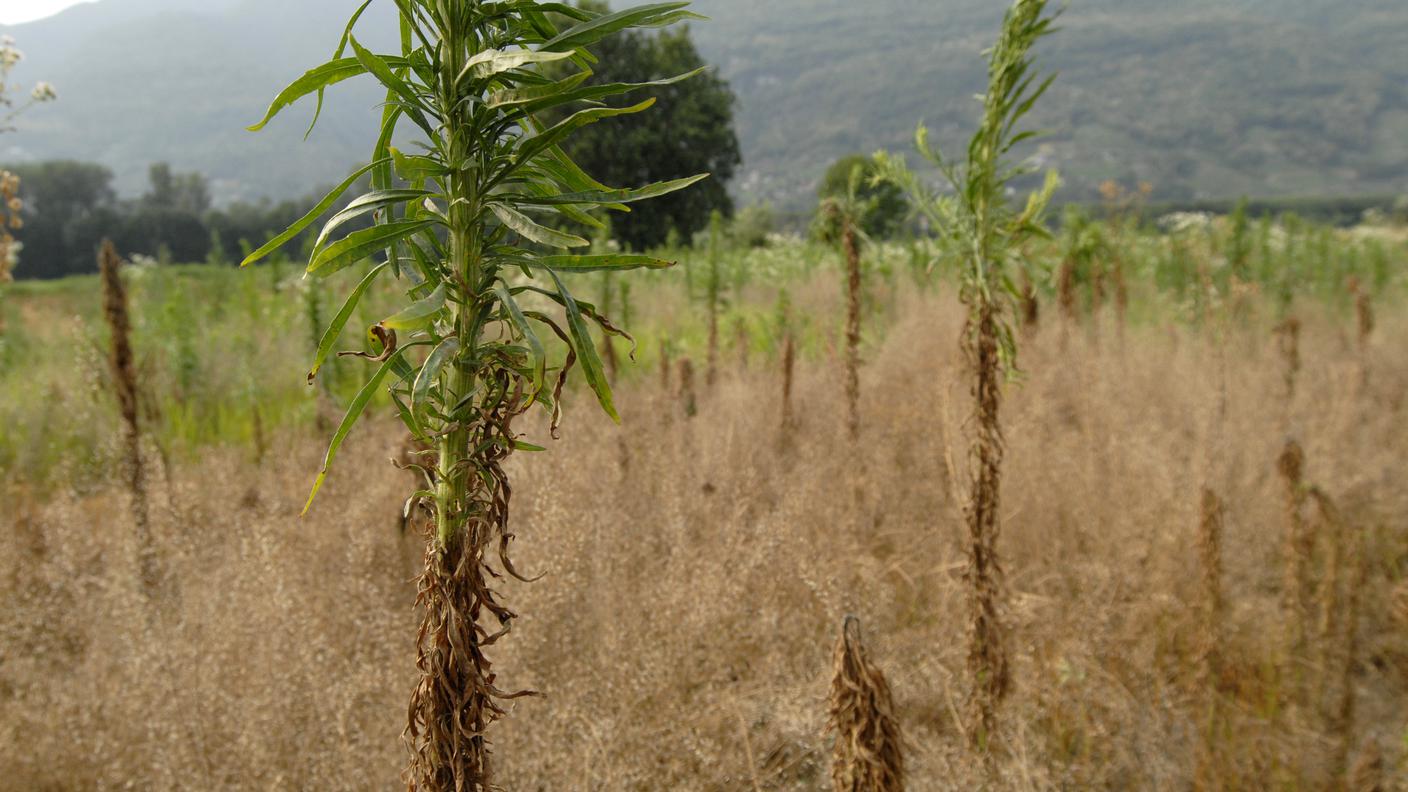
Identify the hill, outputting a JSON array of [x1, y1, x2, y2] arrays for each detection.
[[3, 0, 1406, 209]]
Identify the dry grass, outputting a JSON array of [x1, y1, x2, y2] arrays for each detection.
[[3, 290, 1407, 790]]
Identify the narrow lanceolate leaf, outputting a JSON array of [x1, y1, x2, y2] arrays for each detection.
[[309, 261, 389, 384], [511, 67, 707, 117], [494, 284, 545, 395], [304, 349, 405, 515], [457, 47, 573, 84], [348, 36, 436, 137], [248, 56, 403, 131], [412, 336, 459, 427], [525, 253, 676, 272], [489, 204, 589, 249], [308, 219, 437, 278], [380, 283, 447, 331], [314, 188, 431, 252], [506, 174, 709, 207], [512, 100, 655, 173], [549, 271, 617, 422], [486, 70, 593, 109], [542, 3, 703, 52], [240, 159, 386, 267]]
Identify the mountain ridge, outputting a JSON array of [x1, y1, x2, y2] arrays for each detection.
[[4, 0, 1405, 210]]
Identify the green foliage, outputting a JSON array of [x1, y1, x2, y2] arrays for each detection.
[[876, 0, 1060, 371], [817, 154, 907, 239], [546, 0, 741, 250], [244, 1, 707, 521]]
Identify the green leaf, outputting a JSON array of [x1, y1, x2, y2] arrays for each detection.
[[348, 35, 436, 138], [542, 3, 702, 52], [308, 261, 389, 384], [247, 56, 403, 132], [512, 100, 655, 175], [494, 284, 546, 395], [512, 67, 706, 116], [303, 348, 404, 515], [239, 159, 385, 268], [392, 147, 448, 181], [523, 253, 676, 272], [457, 47, 574, 84], [308, 219, 438, 278], [486, 70, 593, 109], [380, 283, 447, 331], [506, 173, 708, 207], [489, 204, 590, 249], [313, 188, 431, 252], [411, 336, 459, 428], [549, 271, 617, 422]]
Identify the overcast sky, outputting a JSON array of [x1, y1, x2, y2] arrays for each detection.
[[0, 0, 96, 26]]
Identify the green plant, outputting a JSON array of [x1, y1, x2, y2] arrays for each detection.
[[815, 165, 871, 442], [876, 0, 1060, 749], [241, 3, 707, 787], [706, 209, 724, 385]]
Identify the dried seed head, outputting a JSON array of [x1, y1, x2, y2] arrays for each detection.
[[826, 616, 904, 792]]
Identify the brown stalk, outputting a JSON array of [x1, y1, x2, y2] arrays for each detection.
[[405, 371, 538, 792], [780, 332, 796, 445], [963, 299, 1010, 749], [1278, 439, 1311, 663], [678, 357, 697, 419], [826, 616, 904, 792], [1307, 488, 1365, 787], [1275, 317, 1302, 403], [100, 240, 159, 597], [659, 337, 672, 392], [843, 217, 862, 442], [1194, 488, 1226, 790], [1018, 270, 1039, 332]]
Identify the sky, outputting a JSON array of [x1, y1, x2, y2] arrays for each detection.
[[0, 0, 97, 26]]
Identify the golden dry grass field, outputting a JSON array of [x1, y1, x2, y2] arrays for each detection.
[[3, 278, 1405, 789]]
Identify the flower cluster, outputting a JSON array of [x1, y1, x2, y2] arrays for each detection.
[[1, 170, 21, 282], [2, 34, 56, 129]]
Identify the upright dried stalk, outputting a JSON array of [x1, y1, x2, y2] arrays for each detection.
[[1196, 488, 1226, 690], [1275, 317, 1302, 402], [1018, 270, 1039, 332], [679, 356, 697, 418], [842, 217, 863, 441], [1278, 439, 1311, 661], [1194, 488, 1226, 790], [1308, 488, 1366, 786], [826, 616, 904, 792], [875, 0, 1060, 749], [660, 337, 673, 392], [100, 240, 158, 595], [706, 211, 723, 387], [780, 331, 796, 442]]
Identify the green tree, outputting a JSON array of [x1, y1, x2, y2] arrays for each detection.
[[553, 0, 740, 250], [818, 154, 907, 239]]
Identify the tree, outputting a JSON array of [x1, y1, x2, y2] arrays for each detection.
[[145, 162, 211, 215], [818, 154, 907, 240], [553, 0, 740, 250], [3, 160, 116, 279]]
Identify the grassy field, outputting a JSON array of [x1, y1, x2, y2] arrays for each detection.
[[2, 218, 1407, 788]]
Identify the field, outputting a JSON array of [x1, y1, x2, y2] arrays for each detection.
[[3, 218, 1407, 789]]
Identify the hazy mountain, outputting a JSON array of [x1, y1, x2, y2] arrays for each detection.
[[4, 0, 1406, 210]]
